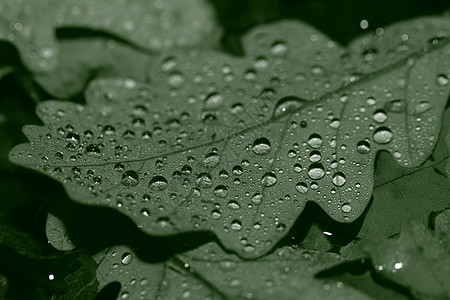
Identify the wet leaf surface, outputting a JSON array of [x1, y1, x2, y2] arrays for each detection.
[[9, 18, 450, 258]]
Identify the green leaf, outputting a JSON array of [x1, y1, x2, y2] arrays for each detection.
[[360, 209, 450, 300], [0, 0, 219, 74], [46, 213, 76, 251], [9, 18, 450, 258], [94, 243, 372, 300]]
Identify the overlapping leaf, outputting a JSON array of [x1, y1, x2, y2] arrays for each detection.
[[9, 17, 450, 258], [0, 0, 219, 74], [361, 210, 450, 300]]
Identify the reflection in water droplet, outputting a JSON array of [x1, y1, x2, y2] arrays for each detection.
[[309, 150, 322, 162], [436, 74, 449, 86], [204, 93, 224, 110], [252, 137, 272, 155], [341, 203, 352, 213], [273, 96, 306, 117], [356, 140, 371, 154], [372, 109, 387, 123], [121, 170, 139, 186], [203, 152, 220, 168], [373, 127, 393, 144], [149, 176, 168, 191], [332, 172, 346, 186], [231, 220, 242, 231], [261, 172, 277, 187], [295, 182, 308, 194], [307, 134, 323, 149], [307, 163, 325, 180], [414, 101, 432, 115]]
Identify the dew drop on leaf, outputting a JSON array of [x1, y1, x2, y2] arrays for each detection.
[[309, 150, 322, 162], [372, 109, 387, 123], [211, 210, 221, 219], [204, 92, 224, 110], [293, 163, 303, 173], [252, 137, 272, 155], [356, 140, 371, 154], [121, 252, 133, 265], [307, 163, 325, 180], [273, 96, 305, 117], [330, 118, 341, 129], [213, 185, 228, 198], [227, 200, 241, 210], [269, 41, 288, 56], [85, 144, 101, 156], [121, 170, 139, 187], [385, 99, 405, 113], [373, 127, 393, 144], [65, 132, 80, 144], [341, 203, 352, 213], [230, 220, 242, 231], [414, 101, 433, 115], [261, 172, 277, 187], [295, 182, 308, 194], [196, 173, 213, 188], [436, 74, 449, 86], [251, 193, 262, 204], [332, 172, 346, 186], [149, 176, 168, 191], [307, 134, 323, 148], [202, 152, 220, 168]]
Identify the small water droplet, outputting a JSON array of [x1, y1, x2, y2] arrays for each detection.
[[332, 172, 346, 186], [214, 185, 228, 198], [196, 173, 213, 188], [385, 100, 404, 113], [85, 144, 101, 157], [203, 152, 220, 168], [270, 41, 288, 56], [372, 109, 387, 123], [330, 118, 341, 129], [252, 193, 262, 204], [231, 220, 242, 231], [356, 140, 371, 154], [295, 182, 308, 194], [261, 172, 277, 187], [273, 96, 306, 117], [307, 134, 323, 148], [121, 170, 139, 186], [121, 252, 133, 265], [149, 176, 168, 191], [309, 150, 322, 162], [307, 163, 325, 180], [414, 101, 432, 115], [204, 93, 224, 110], [436, 74, 449, 86], [252, 137, 272, 155], [341, 203, 352, 213], [227, 200, 241, 210], [373, 127, 393, 144], [65, 132, 80, 144], [293, 163, 303, 173]]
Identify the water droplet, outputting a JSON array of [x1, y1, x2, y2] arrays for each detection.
[[309, 150, 322, 162], [65, 132, 80, 144], [121, 170, 139, 186], [373, 127, 393, 144], [121, 252, 133, 265], [295, 182, 308, 194], [203, 152, 220, 168], [252, 137, 272, 155], [307, 134, 323, 148], [149, 176, 168, 191], [414, 101, 432, 115], [196, 173, 213, 188], [273, 96, 306, 117], [330, 118, 341, 129], [341, 203, 352, 213], [227, 200, 241, 210], [332, 172, 346, 186], [293, 163, 303, 173], [204, 93, 224, 110], [211, 209, 221, 219], [85, 144, 101, 157], [372, 109, 387, 123], [214, 185, 228, 198], [356, 140, 371, 154], [270, 41, 288, 56], [232, 166, 243, 176], [385, 100, 404, 113], [436, 74, 449, 86], [261, 172, 277, 187], [231, 220, 242, 231], [307, 163, 325, 180], [251, 193, 262, 204]]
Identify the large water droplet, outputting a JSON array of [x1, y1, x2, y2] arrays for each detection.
[[261, 172, 277, 187], [356, 140, 371, 154], [252, 137, 272, 155], [231, 220, 242, 231], [121, 170, 139, 186], [121, 252, 133, 265], [372, 109, 387, 123], [373, 127, 393, 144], [203, 152, 220, 168], [204, 93, 225, 110], [149, 176, 168, 191], [307, 163, 325, 180], [332, 172, 346, 186], [270, 41, 288, 56], [330, 118, 341, 129], [86, 144, 101, 157], [309, 150, 322, 162], [214, 185, 228, 198], [273, 96, 306, 117], [341, 203, 352, 213], [227, 200, 241, 210], [307, 134, 323, 148], [65, 132, 80, 144], [295, 182, 308, 194], [251, 193, 262, 204]]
